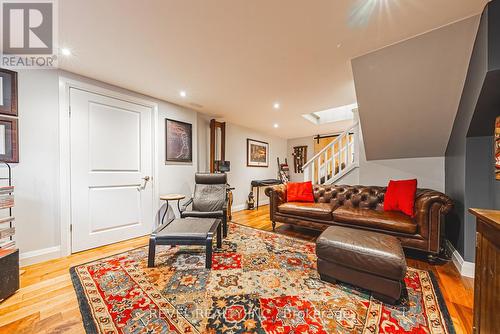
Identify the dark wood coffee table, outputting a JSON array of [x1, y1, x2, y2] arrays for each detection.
[[147, 217, 222, 269]]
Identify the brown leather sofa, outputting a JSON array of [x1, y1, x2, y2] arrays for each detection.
[[265, 184, 453, 258]]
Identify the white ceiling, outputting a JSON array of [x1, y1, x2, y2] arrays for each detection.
[[59, 0, 488, 139]]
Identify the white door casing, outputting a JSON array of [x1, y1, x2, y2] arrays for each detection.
[[69, 87, 154, 252]]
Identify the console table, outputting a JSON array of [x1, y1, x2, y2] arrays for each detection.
[[251, 179, 281, 209], [469, 208, 499, 334]]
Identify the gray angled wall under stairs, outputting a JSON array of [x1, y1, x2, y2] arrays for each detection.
[[445, 0, 500, 262]]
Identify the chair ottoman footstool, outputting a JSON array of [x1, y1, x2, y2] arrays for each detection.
[[316, 226, 407, 304]]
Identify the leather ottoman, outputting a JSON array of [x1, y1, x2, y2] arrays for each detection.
[[316, 226, 407, 304]]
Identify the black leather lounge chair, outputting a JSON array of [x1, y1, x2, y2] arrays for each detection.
[[180, 173, 228, 237]]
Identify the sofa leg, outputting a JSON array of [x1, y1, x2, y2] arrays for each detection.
[[272, 221, 276, 231], [427, 254, 438, 264]]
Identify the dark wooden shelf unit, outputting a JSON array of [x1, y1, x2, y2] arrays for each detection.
[[469, 208, 499, 334], [0, 163, 18, 302]]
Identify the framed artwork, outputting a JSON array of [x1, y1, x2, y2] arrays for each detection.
[[165, 119, 192, 163], [247, 138, 269, 167], [0, 116, 18, 163], [0, 69, 18, 117], [495, 116, 500, 180]]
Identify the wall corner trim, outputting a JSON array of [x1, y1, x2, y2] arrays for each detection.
[[19, 245, 62, 267], [447, 241, 475, 278]]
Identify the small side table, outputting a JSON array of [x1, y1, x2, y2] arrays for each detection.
[[160, 194, 186, 224]]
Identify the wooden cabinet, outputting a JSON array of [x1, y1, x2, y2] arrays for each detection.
[[469, 209, 500, 334]]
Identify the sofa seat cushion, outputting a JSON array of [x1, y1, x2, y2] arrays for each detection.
[[332, 207, 417, 234], [278, 202, 333, 220], [316, 226, 407, 281]]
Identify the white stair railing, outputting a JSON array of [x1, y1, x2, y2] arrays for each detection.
[[303, 123, 359, 185]]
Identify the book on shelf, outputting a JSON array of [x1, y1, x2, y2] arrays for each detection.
[[0, 216, 14, 224], [0, 240, 15, 249], [0, 186, 13, 195], [0, 195, 14, 210], [0, 227, 15, 239]]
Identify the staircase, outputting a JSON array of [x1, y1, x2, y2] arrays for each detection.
[[303, 123, 359, 185]]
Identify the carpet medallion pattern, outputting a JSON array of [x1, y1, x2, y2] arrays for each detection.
[[71, 223, 455, 334]]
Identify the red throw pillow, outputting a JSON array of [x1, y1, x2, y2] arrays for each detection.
[[384, 179, 417, 217], [286, 182, 315, 202]]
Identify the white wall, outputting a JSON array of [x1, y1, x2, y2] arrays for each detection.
[[195, 118, 288, 210], [356, 157, 445, 191], [224, 123, 287, 211], [286, 136, 314, 182], [196, 113, 211, 173], [356, 119, 445, 191], [14, 70, 201, 265], [157, 102, 199, 215], [195, 118, 288, 211], [14, 70, 61, 262]]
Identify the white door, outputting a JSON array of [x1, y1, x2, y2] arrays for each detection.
[[70, 88, 154, 253]]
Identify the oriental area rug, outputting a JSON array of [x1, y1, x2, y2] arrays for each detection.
[[70, 223, 455, 334]]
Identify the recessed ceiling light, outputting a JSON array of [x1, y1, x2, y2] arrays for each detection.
[[61, 48, 71, 56], [273, 102, 280, 109], [179, 91, 187, 98], [273, 123, 279, 128], [337, 43, 342, 48]]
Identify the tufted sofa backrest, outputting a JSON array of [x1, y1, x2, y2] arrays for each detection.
[[313, 184, 387, 211]]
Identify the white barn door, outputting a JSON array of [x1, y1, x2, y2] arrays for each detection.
[[70, 88, 154, 253]]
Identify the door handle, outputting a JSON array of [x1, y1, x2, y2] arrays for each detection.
[[137, 176, 151, 191]]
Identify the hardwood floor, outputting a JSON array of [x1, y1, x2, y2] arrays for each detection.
[[0, 205, 474, 333]]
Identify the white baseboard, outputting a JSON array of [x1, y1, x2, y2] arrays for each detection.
[[459, 261, 475, 278], [232, 200, 270, 213], [447, 241, 475, 278], [232, 204, 247, 212], [20, 245, 62, 267]]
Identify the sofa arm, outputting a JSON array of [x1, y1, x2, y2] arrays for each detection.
[[414, 189, 453, 217], [265, 184, 287, 221], [414, 189, 453, 252]]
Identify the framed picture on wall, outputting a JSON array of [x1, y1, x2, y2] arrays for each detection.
[[247, 138, 269, 167], [0, 116, 19, 163], [0, 69, 18, 117], [495, 116, 499, 180], [165, 119, 192, 163]]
